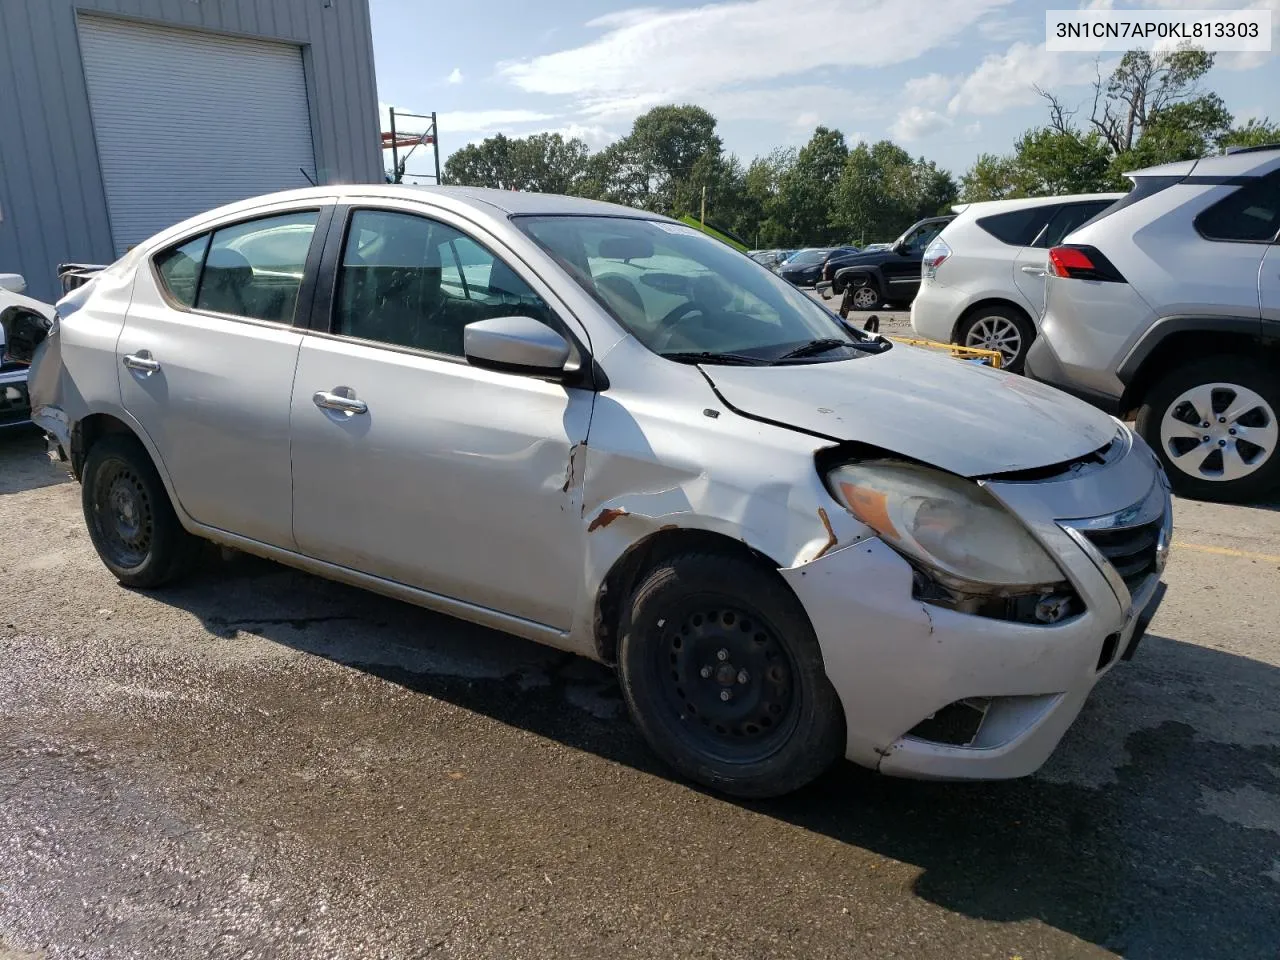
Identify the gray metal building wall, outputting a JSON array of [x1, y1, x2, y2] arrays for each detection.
[[0, 0, 382, 301]]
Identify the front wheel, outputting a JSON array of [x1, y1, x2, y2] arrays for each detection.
[[848, 282, 881, 312], [1136, 356, 1280, 502], [81, 434, 198, 587], [617, 552, 845, 798]]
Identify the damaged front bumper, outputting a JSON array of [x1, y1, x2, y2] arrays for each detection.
[[782, 431, 1172, 780]]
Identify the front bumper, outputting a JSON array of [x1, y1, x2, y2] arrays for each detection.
[[782, 429, 1171, 780]]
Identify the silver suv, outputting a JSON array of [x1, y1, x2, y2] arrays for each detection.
[[1027, 145, 1280, 502], [19, 186, 1170, 797]]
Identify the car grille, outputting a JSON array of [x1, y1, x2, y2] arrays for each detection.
[[1079, 519, 1161, 597]]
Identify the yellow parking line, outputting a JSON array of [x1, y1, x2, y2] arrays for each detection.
[[1174, 541, 1280, 564]]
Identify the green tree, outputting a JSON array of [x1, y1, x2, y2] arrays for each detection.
[[1222, 117, 1280, 149], [443, 132, 590, 193], [777, 126, 848, 244], [1013, 128, 1116, 194], [1089, 48, 1220, 156], [834, 141, 957, 244]]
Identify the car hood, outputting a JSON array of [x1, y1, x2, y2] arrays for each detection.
[[832, 251, 894, 269], [703, 345, 1117, 477]]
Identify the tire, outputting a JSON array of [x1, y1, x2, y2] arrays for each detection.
[[617, 552, 845, 798], [81, 433, 199, 587], [1136, 355, 1280, 503], [847, 281, 881, 312], [957, 304, 1034, 373]]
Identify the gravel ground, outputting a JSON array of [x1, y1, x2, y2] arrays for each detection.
[[1, 421, 1278, 960]]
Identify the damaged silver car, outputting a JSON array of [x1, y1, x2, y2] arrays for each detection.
[[19, 186, 1171, 797]]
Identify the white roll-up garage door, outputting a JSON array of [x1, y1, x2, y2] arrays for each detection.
[[78, 15, 318, 254]]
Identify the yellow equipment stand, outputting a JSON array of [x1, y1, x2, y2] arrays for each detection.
[[886, 336, 1004, 369]]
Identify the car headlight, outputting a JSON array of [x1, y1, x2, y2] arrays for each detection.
[[827, 460, 1065, 593]]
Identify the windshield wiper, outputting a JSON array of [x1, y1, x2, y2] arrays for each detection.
[[660, 350, 773, 366], [772, 338, 853, 362]]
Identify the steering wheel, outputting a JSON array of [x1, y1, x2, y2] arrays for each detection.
[[653, 300, 710, 350]]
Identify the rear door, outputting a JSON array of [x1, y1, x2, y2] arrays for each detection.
[[117, 202, 331, 548], [1012, 200, 1114, 314]]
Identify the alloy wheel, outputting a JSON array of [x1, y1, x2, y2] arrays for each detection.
[[1159, 382, 1278, 483], [964, 315, 1023, 366], [851, 285, 879, 310]]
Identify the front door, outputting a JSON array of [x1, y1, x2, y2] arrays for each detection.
[[117, 205, 327, 548], [882, 221, 947, 303], [289, 205, 594, 630]]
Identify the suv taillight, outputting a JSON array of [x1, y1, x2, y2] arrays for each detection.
[[1047, 244, 1125, 282], [921, 237, 951, 279]]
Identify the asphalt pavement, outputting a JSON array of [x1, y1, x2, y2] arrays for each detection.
[[1, 424, 1278, 960]]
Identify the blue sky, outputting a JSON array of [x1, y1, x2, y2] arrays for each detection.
[[370, 0, 1279, 181]]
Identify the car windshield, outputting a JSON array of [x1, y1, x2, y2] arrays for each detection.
[[516, 217, 871, 363], [785, 249, 827, 265]]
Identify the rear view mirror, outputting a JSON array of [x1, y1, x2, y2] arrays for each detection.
[[464, 316, 570, 376], [598, 236, 655, 261]]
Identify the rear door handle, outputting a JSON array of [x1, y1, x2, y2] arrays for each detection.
[[122, 351, 160, 374], [313, 389, 368, 415], [1021, 265, 1046, 276]]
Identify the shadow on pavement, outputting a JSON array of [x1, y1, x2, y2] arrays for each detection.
[[142, 549, 1280, 960]]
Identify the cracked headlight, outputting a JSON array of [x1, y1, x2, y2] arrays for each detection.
[[827, 460, 1065, 593]]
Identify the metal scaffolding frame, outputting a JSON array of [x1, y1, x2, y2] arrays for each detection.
[[382, 108, 441, 184]]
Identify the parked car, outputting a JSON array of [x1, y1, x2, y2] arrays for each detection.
[[0, 274, 56, 428], [748, 248, 792, 271], [19, 185, 1170, 797], [1027, 145, 1280, 502], [910, 193, 1124, 372], [826, 216, 955, 313], [777, 247, 836, 286]]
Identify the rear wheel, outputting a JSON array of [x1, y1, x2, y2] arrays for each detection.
[[81, 434, 198, 587], [957, 304, 1034, 373], [617, 552, 844, 798], [1136, 356, 1280, 502]]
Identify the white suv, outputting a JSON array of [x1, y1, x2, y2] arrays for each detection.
[[911, 194, 1123, 371], [1027, 146, 1280, 502]]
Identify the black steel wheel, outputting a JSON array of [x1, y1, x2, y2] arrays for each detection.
[[81, 433, 198, 587], [618, 551, 844, 798]]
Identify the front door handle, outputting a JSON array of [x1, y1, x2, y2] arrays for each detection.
[[313, 389, 368, 415], [1021, 264, 1046, 276], [122, 351, 160, 375]]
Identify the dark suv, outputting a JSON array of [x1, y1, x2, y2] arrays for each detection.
[[825, 216, 954, 315]]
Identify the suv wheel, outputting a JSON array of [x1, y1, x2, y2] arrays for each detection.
[[617, 552, 845, 798], [1136, 356, 1280, 502], [840, 281, 880, 318], [957, 305, 1034, 373]]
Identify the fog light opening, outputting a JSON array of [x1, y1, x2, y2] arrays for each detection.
[[1097, 632, 1120, 672], [906, 697, 991, 747]]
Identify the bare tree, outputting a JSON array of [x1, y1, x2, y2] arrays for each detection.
[[1035, 84, 1077, 135], [1089, 49, 1215, 154]]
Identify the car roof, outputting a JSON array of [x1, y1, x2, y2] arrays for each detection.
[[951, 193, 1125, 217], [1126, 146, 1280, 179]]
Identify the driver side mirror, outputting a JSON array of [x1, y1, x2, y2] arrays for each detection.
[[892, 240, 908, 255], [463, 316, 571, 377]]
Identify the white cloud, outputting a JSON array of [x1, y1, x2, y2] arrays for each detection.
[[946, 42, 1101, 116], [447, 67, 463, 85], [890, 106, 952, 141], [501, 0, 1014, 119], [903, 73, 955, 103], [976, 14, 1036, 41]]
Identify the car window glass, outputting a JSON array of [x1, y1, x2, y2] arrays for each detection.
[[903, 223, 943, 252], [155, 233, 210, 307], [518, 216, 855, 358], [194, 211, 318, 322], [1033, 201, 1113, 248], [334, 209, 556, 357], [977, 207, 1055, 246], [1195, 174, 1280, 242]]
